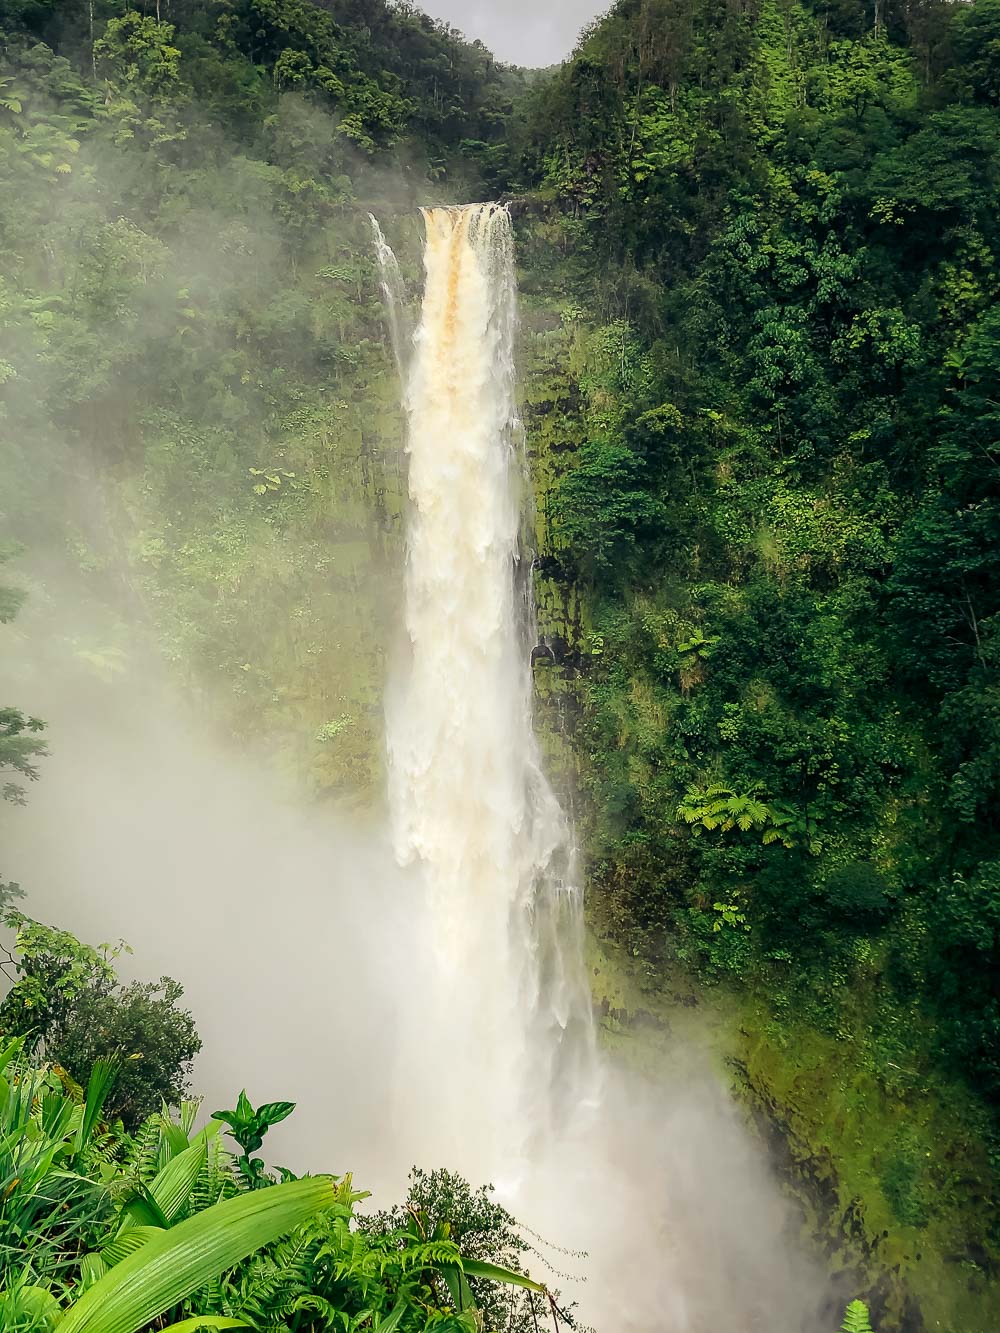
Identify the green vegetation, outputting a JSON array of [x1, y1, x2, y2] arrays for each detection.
[[0, 1022, 543, 1331], [1, 555, 46, 807], [0, 0, 533, 800], [0, 898, 202, 1130], [512, 2, 1000, 1317], [522, 0, 1000, 1053], [1, 0, 998, 1325], [842, 1302, 875, 1333]]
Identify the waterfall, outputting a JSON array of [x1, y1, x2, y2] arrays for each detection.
[[381, 204, 597, 1178], [369, 213, 412, 380], [372, 205, 821, 1333]]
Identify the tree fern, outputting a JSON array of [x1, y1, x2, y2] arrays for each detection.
[[841, 1299, 874, 1333], [676, 784, 770, 834], [214, 1230, 317, 1323], [391, 1239, 463, 1274]]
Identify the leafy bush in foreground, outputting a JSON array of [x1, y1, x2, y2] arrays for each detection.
[[0, 1033, 546, 1333], [0, 905, 200, 1129]]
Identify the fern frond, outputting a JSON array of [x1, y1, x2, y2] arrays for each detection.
[[841, 1298, 874, 1333], [392, 1239, 461, 1273], [124, 1114, 164, 1184], [188, 1133, 237, 1215]]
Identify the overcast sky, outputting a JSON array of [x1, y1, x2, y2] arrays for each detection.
[[419, 1, 610, 67]]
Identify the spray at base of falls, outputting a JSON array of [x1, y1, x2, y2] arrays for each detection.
[[374, 205, 822, 1332]]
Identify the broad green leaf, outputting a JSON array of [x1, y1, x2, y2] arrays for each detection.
[[122, 1184, 171, 1230], [148, 1137, 207, 1221], [458, 1258, 546, 1293], [255, 1100, 295, 1128], [0, 1281, 61, 1326], [58, 1175, 334, 1333], [160, 1117, 191, 1158], [440, 1265, 475, 1313], [101, 1226, 163, 1266]]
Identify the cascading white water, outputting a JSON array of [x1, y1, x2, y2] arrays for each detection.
[[368, 213, 411, 380], [373, 205, 823, 1333], [382, 204, 597, 1179]]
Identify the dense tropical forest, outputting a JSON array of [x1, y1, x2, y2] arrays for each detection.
[[1, 0, 999, 1328]]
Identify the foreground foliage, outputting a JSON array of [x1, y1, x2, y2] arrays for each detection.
[[0, 1032, 545, 1333], [0, 898, 201, 1130]]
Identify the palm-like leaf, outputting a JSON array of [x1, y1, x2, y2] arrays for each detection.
[[140, 1130, 216, 1223], [58, 1176, 334, 1333], [74, 1060, 119, 1159]]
